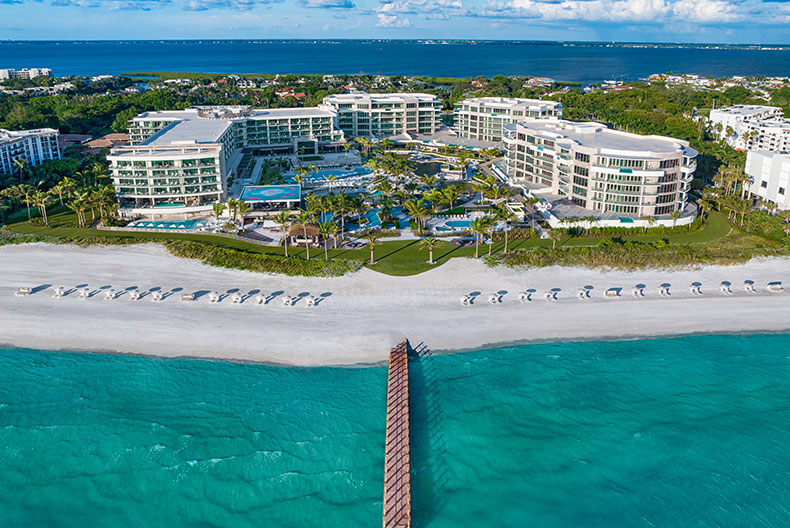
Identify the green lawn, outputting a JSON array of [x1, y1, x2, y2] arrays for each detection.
[[4, 211, 734, 277]]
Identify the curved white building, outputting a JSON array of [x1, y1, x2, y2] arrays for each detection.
[[504, 119, 697, 218], [455, 97, 562, 142]]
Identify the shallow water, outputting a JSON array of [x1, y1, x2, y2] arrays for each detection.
[[2, 334, 790, 527]]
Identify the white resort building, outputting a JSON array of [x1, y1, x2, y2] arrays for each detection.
[[746, 150, 790, 211], [0, 128, 60, 175], [504, 119, 697, 221], [0, 68, 52, 80], [454, 97, 562, 142], [321, 93, 441, 138], [109, 105, 344, 218], [709, 105, 787, 150]]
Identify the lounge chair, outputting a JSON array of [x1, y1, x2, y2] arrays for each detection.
[[306, 296, 317, 307], [231, 292, 243, 303], [104, 289, 115, 300], [460, 295, 474, 306], [208, 291, 220, 303], [720, 282, 732, 295], [129, 290, 140, 300], [52, 286, 65, 298], [657, 286, 667, 297], [518, 291, 531, 303], [488, 293, 501, 304], [577, 288, 587, 299], [254, 293, 265, 305], [180, 293, 195, 302], [689, 284, 702, 296], [632, 287, 643, 298], [79, 287, 90, 299], [282, 296, 295, 306], [151, 290, 163, 302], [605, 288, 619, 298], [744, 282, 757, 294], [544, 291, 557, 301], [767, 282, 784, 293], [15, 287, 31, 297]]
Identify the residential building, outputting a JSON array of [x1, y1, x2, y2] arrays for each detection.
[[746, 150, 790, 210], [504, 119, 697, 218], [737, 117, 790, 152], [109, 105, 343, 218], [708, 105, 785, 148], [0, 68, 52, 80], [454, 97, 562, 142], [0, 128, 60, 175], [321, 93, 441, 138]]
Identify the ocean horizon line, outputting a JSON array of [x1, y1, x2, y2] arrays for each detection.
[[2, 39, 790, 48]]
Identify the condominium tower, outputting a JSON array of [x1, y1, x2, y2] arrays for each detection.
[[455, 97, 562, 142], [708, 105, 787, 150], [0, 128, 60, 175], [0, 68, 52, 80], [109, 105, 343, 217], [746, 150, 790, 210], [321, 93, 441, 138], [504, 119, 697, 217]]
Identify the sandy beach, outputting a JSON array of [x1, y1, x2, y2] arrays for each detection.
[[1, 243, 789, 366]]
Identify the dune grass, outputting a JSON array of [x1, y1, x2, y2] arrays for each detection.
[[3, 210, 746, 276]]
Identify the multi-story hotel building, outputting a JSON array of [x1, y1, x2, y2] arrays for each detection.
[[746, 150, 790, 211], [109, 105, 343, 217], [504, 119, 697, 218], [709, 105, 786, 150], [0, 68, 52, 80], [0, 128, 60, 175], [454, 97, 562, 142], [321, 93, 441, 138]]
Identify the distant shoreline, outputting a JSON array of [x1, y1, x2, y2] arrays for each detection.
[[2, 39, 790, 49]]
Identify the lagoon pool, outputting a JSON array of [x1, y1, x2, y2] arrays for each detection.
[[444, 220, 473, 229], [128, 219, 208, 230], [287, 167, 372, 182]]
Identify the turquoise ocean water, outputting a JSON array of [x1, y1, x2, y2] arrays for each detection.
[[2, 334, 790, 527]]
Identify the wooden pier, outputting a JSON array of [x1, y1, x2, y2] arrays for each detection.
[[382, 340, 411, 528]]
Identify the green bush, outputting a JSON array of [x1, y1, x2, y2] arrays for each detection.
[[101, 216, 130, 227], [164, 240, 362, 277]]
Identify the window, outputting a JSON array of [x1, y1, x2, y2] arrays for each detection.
[[779, 187, 786, 195], [761, 181, 768, 188], [575, 152, 590, 163]]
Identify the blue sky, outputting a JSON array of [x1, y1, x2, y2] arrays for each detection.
[[1, 0, 789, 43]]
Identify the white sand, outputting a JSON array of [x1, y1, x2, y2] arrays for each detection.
[[1, 243, 789, 366]]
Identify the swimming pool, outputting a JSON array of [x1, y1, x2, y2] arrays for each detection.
[[286, 167, 373, 182], [128, 219, 208, 230], [444, 220, 473, 229]]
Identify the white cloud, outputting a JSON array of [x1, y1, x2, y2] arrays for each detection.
[[475, 0, 749, 24], [376, 12, 412, 26]]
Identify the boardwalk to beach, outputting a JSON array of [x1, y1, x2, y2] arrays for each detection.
[[383, 341, 411, 528]]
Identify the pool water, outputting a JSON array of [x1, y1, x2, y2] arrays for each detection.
[[286, 167, 372, 182], [128, 219, 208, 230], [444, 220, 472, 229]]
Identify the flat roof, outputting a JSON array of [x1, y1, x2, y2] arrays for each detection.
[[506, 119, 697, 158], [710, 105, 782, 116], [323, 92, 438, 103], [144, 119, 233, 146], [458, 97, 562, 109], [240, 184, 301, 203]]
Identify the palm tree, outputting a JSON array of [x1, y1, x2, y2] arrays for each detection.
[[10, 184, 36, 220], [548, 229, 564, 249], [404, 198, 429, 232], [317, 221, 336, 260], [212, 202, 225, 225], [51, 176, 76, 206], [297, 209, 315, 260], [31, 190, 51, 225], [470, 218, 488, 258], [274, 210, 292, 257], [495, 207, 517, 253], [236, 200, 250, 229], [639, 215, 656, 234], [419, 237, 442, 264], [670, 210, 682, 228], [443, 185, 464, 210], [342, 142, 351, 161], [732, 198, 751, 226], [362, 229, 380, 264], [12, 158, 28, 184], [484, 215, 497, 256]]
